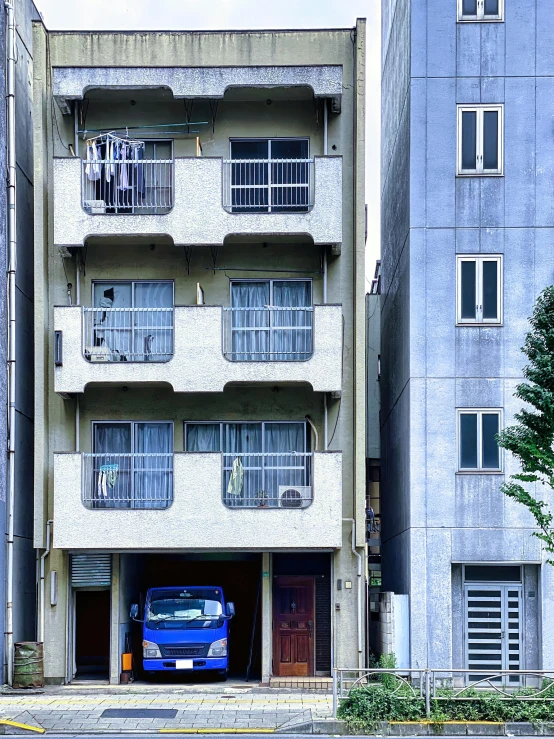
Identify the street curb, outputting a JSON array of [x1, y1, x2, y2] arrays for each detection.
[[277, 720, 554, 736]]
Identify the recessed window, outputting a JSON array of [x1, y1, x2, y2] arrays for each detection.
[[457, 105, 503, 175], [456, 255, 502, 324], [458, 0, 503, 21], [458, 410, 502, 472]]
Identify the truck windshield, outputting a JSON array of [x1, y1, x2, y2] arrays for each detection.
[[146, 589, 224, 630]]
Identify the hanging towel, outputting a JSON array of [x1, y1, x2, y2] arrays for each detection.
[[85, 142, 102, 182], [227, 457, 244, 496]]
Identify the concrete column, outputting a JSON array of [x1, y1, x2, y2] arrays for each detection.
[[44, 549, 68, 684], [110, 554, 120, 684], [261, 552, 272, 683]]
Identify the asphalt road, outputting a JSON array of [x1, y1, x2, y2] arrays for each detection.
[[2, 735, 540, 739]]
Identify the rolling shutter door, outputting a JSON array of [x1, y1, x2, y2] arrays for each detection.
[[70, 554, 112, 587]]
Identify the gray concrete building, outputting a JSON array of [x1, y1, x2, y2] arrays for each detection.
[[33, 22, 367, 683], [381, 0, 554, 673], [0, 0, 40, 682]]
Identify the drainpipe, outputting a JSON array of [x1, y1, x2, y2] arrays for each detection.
[[4, 0, 16, 686], [344, 518, 363, 669], [39, 521, 53, 644], [323, 99, 328, 155], [305, 415, 319, 451], [323, 394, 328, 450], [323, 249, 328, 304]]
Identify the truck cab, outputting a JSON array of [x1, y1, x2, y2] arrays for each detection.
[[131, 586, 235, 679]]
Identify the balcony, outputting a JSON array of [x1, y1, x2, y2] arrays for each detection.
[[82, 159, 173, 215], [53, 156, 342, 248], [54, 304, 342, 394], [53, 451, 342, 550]]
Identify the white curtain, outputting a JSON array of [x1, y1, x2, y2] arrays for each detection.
[[230, 282, 270, 361], [93, 283, 132, 358], [265, 422, 306, 500], [186, 424, 221, 452], [134, 282, 173, 361], [93, 423, 132, 508], [272, 281, 312, 361], [134, 423, 173, 509], [223, 423, 262, 506]]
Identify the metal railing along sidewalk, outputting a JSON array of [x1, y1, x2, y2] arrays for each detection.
[[332, 668, 554, 719], [222, 158, 314, 212]]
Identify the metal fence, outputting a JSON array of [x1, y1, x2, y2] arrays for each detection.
[[222, 158, 314, 212], [222, 451, 313, 508], [82, 453, 174, 509], [222, 306, 314, 361], [82, 159, 173, 214], [332, 668, 554, 718], [83, 307, 174, 363]]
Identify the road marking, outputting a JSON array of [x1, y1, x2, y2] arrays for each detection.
[[0, 719, 46, 733]]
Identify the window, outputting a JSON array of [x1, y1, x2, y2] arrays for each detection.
[[458, 409, 502, 471], [85, 280, 174, 362], [227, 138, 311, 212], [457, 105, 503, 175], [83, 421, 174, 509], [458, 0, 503, 21], [225, 279, 313, 362], [184, 421, 312, 508], [456, 256, 502, 324]]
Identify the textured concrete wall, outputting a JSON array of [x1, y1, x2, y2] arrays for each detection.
[[54, 304, 343, 394], [53, 156, 343, 248], [381, 0, 554, 669], [53, 451, 342, 550]]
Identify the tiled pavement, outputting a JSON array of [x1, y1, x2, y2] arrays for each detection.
[[0, 684, 333, 733]]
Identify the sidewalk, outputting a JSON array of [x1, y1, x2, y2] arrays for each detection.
[[0, 683, 333, 733]]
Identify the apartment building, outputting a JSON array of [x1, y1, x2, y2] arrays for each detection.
[[33, 22, 367, 683], [381, 0, 554, 673]]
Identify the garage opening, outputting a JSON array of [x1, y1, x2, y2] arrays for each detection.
[[75, 590, 111, 679], [120, 553, 262, 681]]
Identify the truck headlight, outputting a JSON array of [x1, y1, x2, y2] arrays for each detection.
[[142, 640, 161, 658], [208, 638, 227, 657]]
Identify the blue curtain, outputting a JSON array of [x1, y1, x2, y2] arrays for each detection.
[[186, 424, 221, 452], [133, 282, 173, 361], [272, 281, 312, 361], [93, 423, 132, 508], [230, 282, 270, 361]]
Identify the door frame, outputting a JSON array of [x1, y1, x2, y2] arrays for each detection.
[[272, 575, 315, 677]]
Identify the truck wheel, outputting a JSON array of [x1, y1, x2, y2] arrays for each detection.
[[215, 670, 228, 682]]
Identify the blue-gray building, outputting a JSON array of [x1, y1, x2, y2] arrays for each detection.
[[381, 0, 554, 673]]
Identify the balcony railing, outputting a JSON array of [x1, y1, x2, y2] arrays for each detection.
[[82, 453, 174, 509], [83, 307, 174, 363], [222, 306, 314, 361], [222, 158, 314, 212], [222, 452, 313, 508], [81, 159, 173, 214]]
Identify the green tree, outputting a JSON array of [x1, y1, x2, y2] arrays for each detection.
[[496, 286, 554, 564]]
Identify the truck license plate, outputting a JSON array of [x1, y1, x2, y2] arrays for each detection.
[[176, 659, 193, 670]]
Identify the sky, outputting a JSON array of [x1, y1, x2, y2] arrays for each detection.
[[36, 0, 381, 287]]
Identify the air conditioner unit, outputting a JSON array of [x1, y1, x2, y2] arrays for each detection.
[[84, 199, 106, 214], [278, 485, 312, 509]]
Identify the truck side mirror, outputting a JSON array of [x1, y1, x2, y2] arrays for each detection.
[[130, 603, 139, 620], [226, 602, 235, 618]]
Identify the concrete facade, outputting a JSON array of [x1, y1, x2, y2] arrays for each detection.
[[34, 22, 367, 683], [380, 0, 554, 670]]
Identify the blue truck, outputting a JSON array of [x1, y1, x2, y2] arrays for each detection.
[[131, 586, 235, 680]]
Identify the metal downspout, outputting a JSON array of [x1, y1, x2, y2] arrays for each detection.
[[4, 0, 16, 686], [39, 521, 53, 644]]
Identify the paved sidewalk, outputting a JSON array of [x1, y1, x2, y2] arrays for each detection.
[[0, 684, 333, 733]]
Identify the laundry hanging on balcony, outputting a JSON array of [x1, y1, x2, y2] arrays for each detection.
[[97, 463, 119, 499], [85, 132, 146, 211]]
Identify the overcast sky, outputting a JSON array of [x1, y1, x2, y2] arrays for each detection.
[[36, 0, 381, 285]]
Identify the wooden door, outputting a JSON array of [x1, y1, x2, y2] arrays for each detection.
[[273, 576, 314, 677]]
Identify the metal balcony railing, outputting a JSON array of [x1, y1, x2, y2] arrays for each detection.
[[222, 306, 314, 361], [222, 451, 313, 508], [82, 453, 174, 509], [81, 159, 173, 214], [83, 307, 174, 363], [222, 158, 314, 212]]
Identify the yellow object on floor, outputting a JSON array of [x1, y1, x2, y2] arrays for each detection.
[[0, 719, 45, 733]]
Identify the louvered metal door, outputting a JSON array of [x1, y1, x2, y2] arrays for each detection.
[[464, 584, 522, 684]]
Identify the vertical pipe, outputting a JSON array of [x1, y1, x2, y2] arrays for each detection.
[[323, 99, 328, 156], [323, 249, 328, 304], [75, 397, 80, 452], [351, 520, 363, 670], [73, 102, 78, 157], [39, 521, 53, 644], [4, 0, 16, 686], [75, 255, 80, 305], [324, 394, 329, 450]]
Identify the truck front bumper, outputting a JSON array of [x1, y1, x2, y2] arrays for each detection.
[[143, 657, 227, 672]]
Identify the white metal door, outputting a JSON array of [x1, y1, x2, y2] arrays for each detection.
[[464, 584, 522, 684]]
